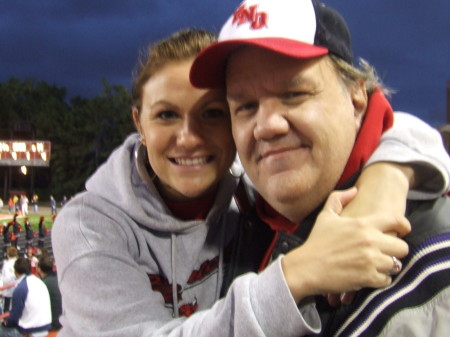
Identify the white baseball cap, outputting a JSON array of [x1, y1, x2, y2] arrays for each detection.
[[190, 0, 353, 88]]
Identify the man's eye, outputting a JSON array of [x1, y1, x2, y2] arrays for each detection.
[[234, 102, 257, 115], [281, 92, 307, 100], [156, 110, 178, 120]]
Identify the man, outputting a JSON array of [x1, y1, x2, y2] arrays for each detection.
[[37, 255, 62, 332], [190, 0, 450, 335], [0, 257, 52, 337], [49, 195, 56, 215], [37, 216, 46, 249]]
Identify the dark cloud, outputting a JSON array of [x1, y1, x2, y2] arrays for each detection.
[[1, 0, 448, 126]]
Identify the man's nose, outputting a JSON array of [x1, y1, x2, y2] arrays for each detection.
[[253, 99, 289, 140]]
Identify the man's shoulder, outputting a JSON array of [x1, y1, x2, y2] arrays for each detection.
[[13, 276, 28, 295], [42, 273, 58, 286]]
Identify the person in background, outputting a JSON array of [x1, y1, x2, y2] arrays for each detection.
[[37, 216, 46, 249], [12, 196, 19, 214], [60, 195, 68, 208], [2, 221, 12, 259], [0, 198, 3, 212], [1, 246, 18, 313], [27, 249, 39, 277], [52, 28, 450, 337], [0, 257, 51, 337], [49, 196, 56, 215], [11, 215, 21, 249], [37, 255, 62, 332], [20, 195, 29, 217], [190, 0, 450, 335], [7, 198, 14, 214], [31, 194, 39, 214], [24, 217, 34, 251]]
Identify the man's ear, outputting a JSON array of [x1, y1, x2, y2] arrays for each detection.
[[132, 107, 145, 144], [351, 80, 368, 130]]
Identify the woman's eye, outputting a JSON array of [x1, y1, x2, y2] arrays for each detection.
[[156, 110, 178, 120], [203, 108, 227, 119]]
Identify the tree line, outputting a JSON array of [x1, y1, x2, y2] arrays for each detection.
[[0, 77, 135, 200]]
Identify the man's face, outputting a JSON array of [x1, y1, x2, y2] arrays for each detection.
[[226, 48, 366, 222]]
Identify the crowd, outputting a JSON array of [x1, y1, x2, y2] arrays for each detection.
[[1, 214, 50, 257], [0, 246, 61, 336], [0, 202, 60, 337]]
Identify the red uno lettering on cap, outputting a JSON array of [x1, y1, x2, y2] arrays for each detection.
[[232, 4, 268, 29]]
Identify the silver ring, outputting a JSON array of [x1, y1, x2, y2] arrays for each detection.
[[389, 256, 402, 275]]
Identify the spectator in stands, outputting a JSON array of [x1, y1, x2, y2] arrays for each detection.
[[2, 221, 12, 258], [0, 257, 51, 337], [37, 255, 62, 332], [27, 249, 39, 277], [24, 217, 34, 251], [1, 246, 19, 313], [38, 216, 46, 249], [11, 214, 21, 249]]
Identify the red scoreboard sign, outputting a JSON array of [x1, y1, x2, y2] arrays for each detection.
[[0, 140, 51, 167]]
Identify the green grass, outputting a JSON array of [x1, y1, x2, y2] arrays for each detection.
[[0, 210, 54, 231]]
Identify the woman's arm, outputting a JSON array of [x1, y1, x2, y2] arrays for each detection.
[[366, 112, 450, 199]]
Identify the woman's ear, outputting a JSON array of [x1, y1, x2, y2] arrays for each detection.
[[132, 106, 145, 145], [351, 80, 368, 130]]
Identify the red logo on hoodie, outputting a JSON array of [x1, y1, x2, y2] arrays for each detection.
[[148, 257, 219, 317], [232, 4, 268, 29]]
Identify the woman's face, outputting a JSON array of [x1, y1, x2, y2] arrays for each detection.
[[134, 59, 236, 201]]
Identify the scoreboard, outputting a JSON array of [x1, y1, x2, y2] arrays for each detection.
[[0, 140, 51, 167]]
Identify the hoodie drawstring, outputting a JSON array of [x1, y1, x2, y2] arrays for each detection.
[[171, 233, 179, 318], [215, 216, 225, 300]]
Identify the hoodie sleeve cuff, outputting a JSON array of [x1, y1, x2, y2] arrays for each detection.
[[249, 256, 321, 336]]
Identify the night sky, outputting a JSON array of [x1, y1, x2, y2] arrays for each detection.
[[1, 0, 449, 127]]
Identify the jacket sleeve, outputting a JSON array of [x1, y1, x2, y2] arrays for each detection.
[[376, 287, 450, 337], [5, 280, 26, 327], [52, 199, 319, 337], [366, 112, 450, 199]]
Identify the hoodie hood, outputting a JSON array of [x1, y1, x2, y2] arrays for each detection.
[[85, 133, 240, 233]]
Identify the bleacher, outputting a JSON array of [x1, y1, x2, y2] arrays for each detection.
[[0, 231, 53, 269]]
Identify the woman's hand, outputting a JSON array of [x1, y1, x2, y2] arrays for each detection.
[[281, 187, 410, 304]]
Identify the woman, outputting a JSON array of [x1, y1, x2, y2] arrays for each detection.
[[52, 29, 449, 336]]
